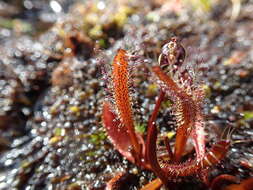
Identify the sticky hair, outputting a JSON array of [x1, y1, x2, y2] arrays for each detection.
[[160, 140, 230, 177], [153, 48, 206, 161], [152, 66, 199, 135], [111, 49, 135, 128]]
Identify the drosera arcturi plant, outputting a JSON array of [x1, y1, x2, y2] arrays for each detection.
[[102, 37, 240, 190]]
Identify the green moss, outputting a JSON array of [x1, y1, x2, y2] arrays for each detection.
[[86, 150, 96, 157], [0, 17, 14, 29], [184, 0, 212, 12], [214, 81, 221, 89], [89, 24, 103, 39], [242, 111, 253, 120], [97, 39, 107, 48], [21, 160, 31, 169], [54, 128, 65, 136], [146, 84, 158, 96], [69, 106, 80, 116], [89, 131, 106, 145], [112, 6, 134, 27], [49, 136, 63, 144], [166, 131, 175, 139], [135, 123, 146, 134], [0, 17, 32, 33], [199, 0, 211, 12], [162, 100, 173, 109], [15, 20, 32, 32], [202, 84, 211, 98], [146, 12, 160, 22]]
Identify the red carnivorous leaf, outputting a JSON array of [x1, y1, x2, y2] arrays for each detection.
[[102, 101, 135, 163]]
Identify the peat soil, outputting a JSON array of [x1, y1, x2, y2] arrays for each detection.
[[0, 0, 252, 189]]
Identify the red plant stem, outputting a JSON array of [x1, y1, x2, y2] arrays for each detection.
[[210, 174, 237, 190], [112, 49, 141, 159], [145, 90, 165, 164], [224, 177, 253, 190], [140, 178, 163, 190], [106, 172, 125, 190], [146, 122, 168, 185], [152, 66, 196, 162], [148, 90, 165, 128], [164, 137, 174, 161], [105, 172, 137, 190]]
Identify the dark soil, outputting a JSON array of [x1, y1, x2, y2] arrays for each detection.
[[0, 0, 252, 189]]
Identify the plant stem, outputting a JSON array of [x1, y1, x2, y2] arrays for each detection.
[[140, 178, 163, 190], [148, 90, 165, 128]]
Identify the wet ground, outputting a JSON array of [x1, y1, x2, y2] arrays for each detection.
[[0, 0, 252, 189]]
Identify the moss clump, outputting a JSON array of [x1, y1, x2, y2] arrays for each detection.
[[146, 84, 158, 97], [242, 111, 253, 120], [135, 123, 146, 134], [89, 131, 106, 145], [54, 128, 65, 136], [49, 136, 63, 144], [69, 106, 81, 116]]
